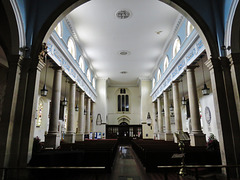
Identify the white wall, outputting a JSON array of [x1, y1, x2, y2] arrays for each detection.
[[140, 80, 154, 139], [94, 78, 108, 137], [107, 86, 141, 125], [199, 93, 219, 141]]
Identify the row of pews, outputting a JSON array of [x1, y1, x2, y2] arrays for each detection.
[[131, 139, 222, 172], [29, 139, 118, 172]]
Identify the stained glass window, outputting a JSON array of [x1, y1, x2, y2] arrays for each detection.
[[36, 99, 44, 127]]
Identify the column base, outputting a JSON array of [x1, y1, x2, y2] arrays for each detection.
[[190, 133, 206, 146], [45, 133, 61, 149], [159, 133, 165, 140], [75, 133, 84, 141], [165, 133, 173, 141], [64, 133, 76, 143]]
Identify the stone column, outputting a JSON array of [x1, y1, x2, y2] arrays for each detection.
[[64, 82, 76, 143], [172, 81, 183, 143], [85, 97, 91, 138], [7, 57, 32, 168], [91, 102, 96, 134], [186, 66, 205, 146], [157, 97, 164, 140], [0, 55, 21, 170], [163, 91, 173, 141], [229, 53, 240, 123], [76, 92, 85, 141], [45, 67, 62, 148], [18, 58, 45, 167], [206, 58, 240, 177], [152, 102, 158, 140]]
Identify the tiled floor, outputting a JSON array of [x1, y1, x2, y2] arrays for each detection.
[[110, 146, 149, 180]]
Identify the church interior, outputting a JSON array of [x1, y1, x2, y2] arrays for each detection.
[[0, 0, 240, 179]]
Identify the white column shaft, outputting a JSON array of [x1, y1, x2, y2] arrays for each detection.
[[172, 81, 182, 132], [49, 68, 62, 133], [164, 91, 171, 133], [85, 98, 91, 134], [186, 68, 202, 133], [157, 97, 163, 133], [66, 82, 76, 133]]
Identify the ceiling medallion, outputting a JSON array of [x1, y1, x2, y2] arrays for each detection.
[[119, 50, 131, 56], [116, 10, 132, 19]]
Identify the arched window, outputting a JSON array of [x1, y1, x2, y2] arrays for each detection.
[[173, 37, 181, 58], [117, 88, 129, 112], [79, 56, 85, 73], [92, 77, 96, 89], [55, 22, 62, 38], [187, 21, 194, 37], [152, 78, 156, 88], [67, 37, 76, 59], [164, 56, 169, 72], [157, 68, 161, 81], [36, 98, 44, 127], [87, 69, 91, 82]]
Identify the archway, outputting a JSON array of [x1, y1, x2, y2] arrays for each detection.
[[27, 0, 219, 62]]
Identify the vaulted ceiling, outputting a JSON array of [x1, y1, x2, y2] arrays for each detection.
[[67, 0, 181, 86]]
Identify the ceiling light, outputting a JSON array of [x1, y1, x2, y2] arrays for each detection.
[[119, 50, 130, 55], [120, 71, 127, 74], [116, 10, 132, 19]]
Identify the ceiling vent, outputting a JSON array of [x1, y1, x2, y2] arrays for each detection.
[[116, 10, 131, 19]]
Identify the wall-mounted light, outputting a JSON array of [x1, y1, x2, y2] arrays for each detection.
[[146, 112, 152, 126]]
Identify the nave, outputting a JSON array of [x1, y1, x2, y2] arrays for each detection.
[[6, 141, 228, 180]]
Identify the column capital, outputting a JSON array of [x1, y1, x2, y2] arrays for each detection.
[[186, 65, 199, 71], [172, 80, 180, 84]]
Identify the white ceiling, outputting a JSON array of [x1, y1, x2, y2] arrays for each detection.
[[67, 0, 181, 86]]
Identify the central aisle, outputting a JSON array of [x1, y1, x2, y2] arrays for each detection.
[[110, 146, 149, 180]]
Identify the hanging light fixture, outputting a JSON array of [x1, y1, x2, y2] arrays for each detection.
[[181, 79, 187, 105], [75, 105, 79, 111], [61, 77, 68, 106], [169, 104, 174, 112], [201, 59, 210, 95], [41, 54, 48, 96], [162, 108, 164, 115], [146, 112, 152, 126]]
